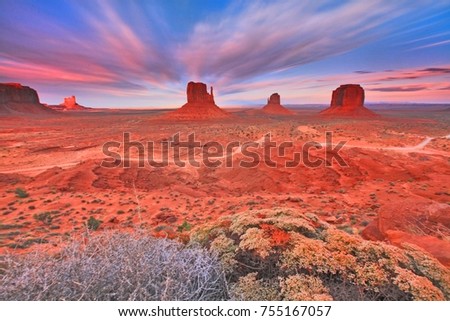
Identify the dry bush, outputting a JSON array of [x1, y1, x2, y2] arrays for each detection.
[[0, 231, 228, 301], [230, 272, 280, 301], [192, 208, 450, 301]]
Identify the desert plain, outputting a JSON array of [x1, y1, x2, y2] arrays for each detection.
[[1, 105, 449, 268]]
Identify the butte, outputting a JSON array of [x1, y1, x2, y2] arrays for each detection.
[[47, 95, 89, 111], [166, 81, 231, 120], [0, 83, 53, 115], [319, 84, 377, 117], [260, 93, 295, 115]]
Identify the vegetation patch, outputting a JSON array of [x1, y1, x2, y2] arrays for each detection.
[[192, 208, 450, 301]]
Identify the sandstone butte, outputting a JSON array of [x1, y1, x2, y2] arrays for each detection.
[[61, 95, 87, 110], [261, 93, 295, 115], [166, 81, 231, 120], [0, 83, 53, 115], [47, 95, 88, 111], [319, 84, 377, 117]]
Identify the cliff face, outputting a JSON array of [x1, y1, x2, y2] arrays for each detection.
[[320, 84, 376, 117], [0, 83, 52, 115], [186, 82, 215, 104], [330, 84, 364, 108], [166, 81, 230, 120], [0, 83, 40, 104], [267, 93, 281, 105], [261, 93, 295, 115]]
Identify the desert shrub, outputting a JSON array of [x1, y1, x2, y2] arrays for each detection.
[[280, 275, 333, 301], [177, 220, 192, 232], [0, 231, 228, 300], [191, 208, 450, 301], [230, 273, 280, 301], [33, 212, 53, 225], [209, 234, 238, 273], [15, 188, 29, 198], [86, 216, 101, 231]]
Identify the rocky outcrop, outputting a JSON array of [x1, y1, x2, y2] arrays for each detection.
[[0, 83, 52, 115], [0, 83, 40, 104], [166, 81, 231, 120], [62, 96, 78, 108], [268, 93, 281, 105], [260, 93, 295, 115], [320, 84, 376, 117], [331, 84, 364, 108], [186, 82, 215, 104], [46, 95, 89, 111]]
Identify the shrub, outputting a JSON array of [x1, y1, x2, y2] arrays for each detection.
[[191, 208, 450, 301], [280, 275, 333, 301], [0, 231, 228, 300], [86, 216, 101, 231], [230, 273, 280, 301], [177, 220, 192, 232], [15, 188, 29, 199], [33, 212, 53, 225]]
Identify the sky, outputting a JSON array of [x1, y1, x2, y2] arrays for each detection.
[[0, 0, 450, 108]]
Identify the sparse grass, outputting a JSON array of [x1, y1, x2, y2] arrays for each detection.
[[0, 224, 24, 230], [33, 212, 53, 225]]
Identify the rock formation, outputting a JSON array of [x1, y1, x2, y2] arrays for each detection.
[[166, 81, 231, 120], [47, 95, 88, 111], [319, 84, 376, 117], [56, 96, 87, 110], [0, 83, 53, 115], [261, 93, 295, 115], [63, 96, 78, 108], [186, 82, 215, 104]]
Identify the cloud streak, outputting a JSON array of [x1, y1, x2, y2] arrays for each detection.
[[0, 0, 181, 96], [178, 0, 413, 87], [369, 86, 428, 92]]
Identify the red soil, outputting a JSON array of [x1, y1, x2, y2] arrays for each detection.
[[0, 108, 449, 267]]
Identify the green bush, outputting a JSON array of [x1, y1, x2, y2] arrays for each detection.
[[15, 188, 29, 199], [86, 216, 101, 231], [33, 212, 53, 225], [177, 220, 192, 232]]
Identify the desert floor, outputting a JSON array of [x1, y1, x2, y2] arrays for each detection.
[[0, 108, 449, 266]]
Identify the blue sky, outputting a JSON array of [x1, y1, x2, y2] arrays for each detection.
[[0, 0, 449, 107]]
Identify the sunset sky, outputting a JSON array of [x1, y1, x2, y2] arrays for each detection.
[[1, 0, 449, 107]]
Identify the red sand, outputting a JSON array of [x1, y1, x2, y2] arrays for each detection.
[[0, 108, 449, 267]]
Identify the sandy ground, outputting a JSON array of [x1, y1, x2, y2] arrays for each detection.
[[0, 108, 449, 265]]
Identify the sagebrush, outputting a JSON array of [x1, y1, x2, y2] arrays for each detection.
[[0, 231, 227, 300], [192, 208, 450, 301]]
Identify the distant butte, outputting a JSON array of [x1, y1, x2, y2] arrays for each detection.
[[48, 95, 89, 111], [166, 81, 231, 120], [261, 93, 295, 115], [319, 84, 377, 117], [0, 83, 53, 115]]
